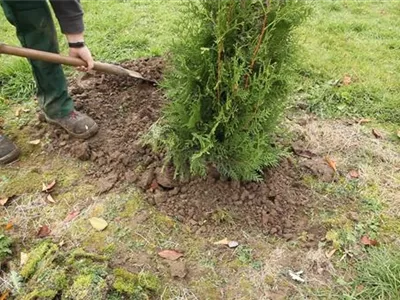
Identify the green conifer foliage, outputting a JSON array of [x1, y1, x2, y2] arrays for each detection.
[[148, 0, 310, 181]]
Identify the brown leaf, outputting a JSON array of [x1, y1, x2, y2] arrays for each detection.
[[28, 139, 41, 145], [214, 238, 230, 246], [42, 180, 56, 192], [37, 225, 51, 238], [325, 248, 337, 259], [5, 222, 13, 230], [372, 129, 383, 139], [342, 75, 352, 86], [349, 170, 360, 179], [360, 235, 378, 246], [158, 249, 184, 261], [0, 290, 10, 300], [0, 197, 9, 206], [357, 118, 370, 125], [64, 210, 80, 222], [325, 156, 337, 172], [46, 194, 56, 204]]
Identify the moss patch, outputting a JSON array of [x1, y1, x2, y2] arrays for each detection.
[[113, 268, 161, 298]]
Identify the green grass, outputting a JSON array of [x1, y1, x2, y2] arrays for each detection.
[[1, 1, 399, 123], [296, 1, 400, 123], [318, 247, 400, 300], [0, 0, 181, 105]]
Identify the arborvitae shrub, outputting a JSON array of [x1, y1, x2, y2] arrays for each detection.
[[147, 0, 310, 181]]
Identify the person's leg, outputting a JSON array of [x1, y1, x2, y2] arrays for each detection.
[[1, 0, 74, 118]]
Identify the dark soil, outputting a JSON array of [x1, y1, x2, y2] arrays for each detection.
[[37, 57, 326, 241]]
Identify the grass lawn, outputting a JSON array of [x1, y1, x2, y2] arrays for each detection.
[[0, 1, 400, 299]]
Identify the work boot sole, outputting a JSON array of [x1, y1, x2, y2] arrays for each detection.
[[45, 116, 99, 140], [0, 147, 20, 165]]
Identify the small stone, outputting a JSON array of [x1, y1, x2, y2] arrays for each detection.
[[241, 190, 250, 201], [138, 168, 155, 189], [73, 142, 91, 161], [169, 188, 180, 196], [348, 211, 359, 222], [154, 192, 166, 206], [156, 167, 177, 188], [169, 261, 187, 279], [270, 228, 278, 235]]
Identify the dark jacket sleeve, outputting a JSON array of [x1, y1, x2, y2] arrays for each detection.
[[49, 0, 84, 34]]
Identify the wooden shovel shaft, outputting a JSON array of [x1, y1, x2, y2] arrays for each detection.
[[0, 43, 146, 79]]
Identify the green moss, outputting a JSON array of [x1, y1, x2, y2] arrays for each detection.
[[138, 272, 161, 292], [22, 289, 58, 300], [119, 196, 142, 218], [113, 272, 138, 295], [20, 242, 57, 279], [0, 169, 42, 197], [113, 268, 161, 297], [101, 243, 117, 256], [69, 248, 107, 262], [66, 274, 107, 300]]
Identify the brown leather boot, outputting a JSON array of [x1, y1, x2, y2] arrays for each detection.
[[0, 135, 20, 165], [45, 110, 99, 139]]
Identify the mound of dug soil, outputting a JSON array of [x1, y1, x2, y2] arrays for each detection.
[[39, 58, 323, 240]]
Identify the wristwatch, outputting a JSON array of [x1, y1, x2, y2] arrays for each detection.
[[68, 41, 85, 48]]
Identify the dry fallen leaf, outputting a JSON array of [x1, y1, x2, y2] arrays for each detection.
[[360, 235, 378, 246], [342, 75, 352, 86], [372, 129, 383, 139], [0, 197, 9, 206], [325, 156, 337, 172], [214, 238, 230, 246], [42, 180, 56, 192], [89, 217, 108, 231], [158, 249, 184, 261], [0, 290, 10, 300], [46, 194, 56, 204], [20, 252, 29, 266], [15, 108, 22, 117], [37, 225, 51, 238], [64, 210, 80, 222], [5, 222, 13, 230], [325, 248, 337, 259], [349, 170, 360, 179], [28, 139, 41, 145], [357, 118, 370, 125]]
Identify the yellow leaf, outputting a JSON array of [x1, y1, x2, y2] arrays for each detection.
[[15, 108, 22, 117], [20, 252, 29, 266], [28, 139, 41, 145], [213, 238, 229, 245], [89, 217, 108, 231]]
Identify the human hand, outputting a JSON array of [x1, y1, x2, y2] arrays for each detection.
[[69, 46, 94, 72]]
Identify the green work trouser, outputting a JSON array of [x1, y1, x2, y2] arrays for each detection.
[[1, 0, 74, 118]]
